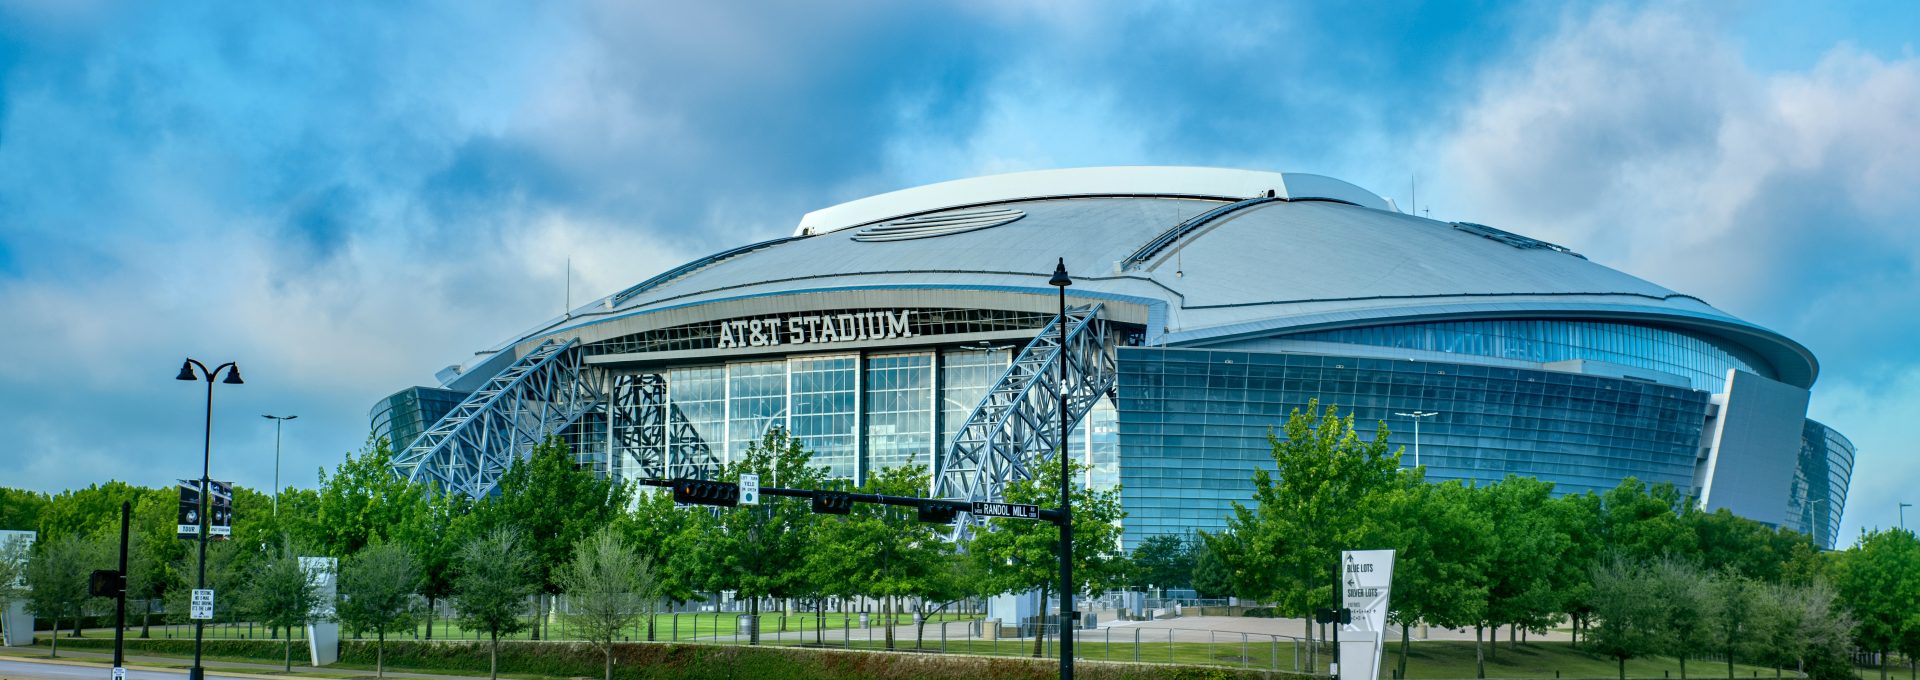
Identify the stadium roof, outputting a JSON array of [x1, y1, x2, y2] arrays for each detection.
[[474, 167, 1819, 389]]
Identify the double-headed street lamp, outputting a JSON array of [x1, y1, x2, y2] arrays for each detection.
[[176, 358, 242, 680], [262, 414, 297, 516], [1049, 258, 1075, 680], [1393, 411, 1438, 468]]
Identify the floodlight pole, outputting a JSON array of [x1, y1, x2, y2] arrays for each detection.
[[177, 358, 241, 680], [1050, 258, 1074, 680], [1902, 503, 1912, 532], [1393, 411, 1437, 468], [263, 414, 297, 516]]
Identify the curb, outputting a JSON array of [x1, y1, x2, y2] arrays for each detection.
[[0, 654, 295, 680]]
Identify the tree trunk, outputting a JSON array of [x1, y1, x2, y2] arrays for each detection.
[[1033, 583, 1050, 658], [1682, 655, 1689, 680], [140, 605, 150, 639], [603, 645, 612, 680], [425, 596, 434, 640], [490, 634, 499, 680], [1488, 625, 1497, 660], [530, 594, 541, 641], [1619, 657, 1626, 680], [50, 619, 59, 658], [749, 596, 761, 645], [1728, 645, 1735, 680], [647, 613, 656, 643], [285, 637, 293, 672], [815, 605, 824, 647], [1399, 620, 1411, 680], [884, 596, 895, 651], [1474, 625, 1484, 679]]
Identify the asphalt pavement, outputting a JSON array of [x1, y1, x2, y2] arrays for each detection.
[[0, 658, 244, 680]]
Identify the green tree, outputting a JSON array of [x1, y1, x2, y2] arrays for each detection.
[[1830, 529, 1920, 680], [24, 534, 106, 657], [1190, 535, 1235, 600], [312, 437, 431, 559], [244, 545, 322, 671], [122, 530, 163, 638], [615, 487, 703, 611], [1548, 490, 1603, 648], [1649, 557, 1715, 679], [1756, 580, 1854, 680], [704, 428, 826, 645], [334, 543, 421, 679], [806, 465, 948, 650], [470, 435, 629, 639], [1710, 569, 1762, 679], [1367, 477, 1491, 680], [969, 455, 1127, 658], [1587, 556, 1661, 680], [452, 527, 538, 680], [559, 526, 656, 680], [0, 488, 51, 532], [1128, 534, 1194, 592], [1470, 475, 1568, 664], [402, 490, 474, 640], [911, 551, 976, 649]]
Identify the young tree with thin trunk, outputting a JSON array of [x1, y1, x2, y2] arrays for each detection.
[[24, 534, 105, 658], [244, 545, 322, 672], [559, 526, 656, 680], [1587, 556, 1660, 680], [968, 456, 1128, 659], [1650, 557, 1716, 679], [1711, 569, 1759, 679], [452, 527, 537, 680], [334, 542, 420, 679]]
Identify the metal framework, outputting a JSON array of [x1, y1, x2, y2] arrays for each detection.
[[936, 303, 1118, 516], [608, 373, 722, 483], [392, 339, 602, 497]]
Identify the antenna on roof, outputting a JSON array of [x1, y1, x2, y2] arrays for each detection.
[[565, 257, 572, 319], [1410, 173, 1417, 217]]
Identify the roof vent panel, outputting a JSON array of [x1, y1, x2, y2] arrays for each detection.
[[852, 208, 1024, 242]]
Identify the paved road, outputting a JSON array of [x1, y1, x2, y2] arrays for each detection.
[[0, 658, 263, 680]]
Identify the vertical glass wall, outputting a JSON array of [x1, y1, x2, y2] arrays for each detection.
[[1789, 419, 1855, 550], [666, 366, 726, 471], [726, 360, 788, 461], [789, 355, 858, 478], [865, 353, 935, 475]]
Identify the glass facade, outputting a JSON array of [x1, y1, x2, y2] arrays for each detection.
[[1788, 419, 1855, 550], [864, 353, 935, 474], [666, 366, 727, 473], [1114, 346, 1712, 549], [726, 360, 788, 461], [1284, 320, 1768, 391], [789, 355, 858, 478], [369, 386, 468, 453]]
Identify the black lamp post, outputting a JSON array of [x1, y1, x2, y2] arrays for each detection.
[[176, 358, 242, 680], [1048, 258, 1074, 680]]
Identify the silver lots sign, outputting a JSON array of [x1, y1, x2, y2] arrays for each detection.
[[716, 309, 916, 350]]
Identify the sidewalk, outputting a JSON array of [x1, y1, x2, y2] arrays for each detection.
[[0, 646, 491, 680]]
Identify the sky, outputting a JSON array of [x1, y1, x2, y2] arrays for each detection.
[[1, 1, 1916, 541]]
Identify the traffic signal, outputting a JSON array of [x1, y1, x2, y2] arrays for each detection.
[[672, 479, 740, 507], [917, 501, 959, 524], [88, 569, 124, 598], [811, 491, 853, 515]]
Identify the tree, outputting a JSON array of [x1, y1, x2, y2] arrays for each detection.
[[1470, 475, 1568, 665], [559, 526, 655, 680], [1587, 556, 1661, 680], [1129, 534, 1194, 592], [1366, 477, 1491, 680], [969, 455, 1128, 658], [0, 488, 51, 532], [0, 534, 30, 646], [1830, 529, 1920, 680], [244, 545, 322, 671], [704, 428, 826, 645], [1190, 535, 1235, 600], [470, 436, 629, 639], [1710, 569, 1762, 679], [312, 437, 431, 558], [24, 534, 105, 657], [1756, 580, 1854, 680], [400, 490, 474, 641], [453, 527, 538, 680], [1547, 491, 1603, 647], [1649, 557, 1716, 679], [1215, 400, 1402, 659], [804, 464, 948, 650], [334, 543, 421, 679]]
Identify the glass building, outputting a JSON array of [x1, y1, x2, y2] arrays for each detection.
[[380, 166, 1854, 549]]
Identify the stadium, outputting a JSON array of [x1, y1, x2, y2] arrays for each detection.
[[372, 166, 1854, 550]]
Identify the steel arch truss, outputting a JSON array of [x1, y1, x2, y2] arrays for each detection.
[[608, 373, 721, 483], [392, 339, 602, 497], [936, 303, 1118, 514]]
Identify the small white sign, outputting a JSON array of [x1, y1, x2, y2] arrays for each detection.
[[739, 474, 760, 505], [190, 588, 215, 620], [112, 667, 126, 680]]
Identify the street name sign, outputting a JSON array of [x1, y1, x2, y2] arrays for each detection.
[[970, 501, 1039, 519]]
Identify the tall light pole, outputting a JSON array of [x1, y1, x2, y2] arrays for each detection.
[[176, 358, 242, 680], [1393, 411, 1438, 468], [1049, 257, 1074, 680], [1901, 503, 1912, 532], [262, 414, 297, 516]]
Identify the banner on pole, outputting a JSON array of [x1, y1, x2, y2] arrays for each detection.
[[176, 480, 232, 539]]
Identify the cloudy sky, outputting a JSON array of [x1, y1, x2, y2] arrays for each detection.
[[2, 1, 1915, 539]]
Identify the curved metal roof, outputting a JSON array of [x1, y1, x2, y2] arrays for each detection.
[[492, 167, 1818, 389]]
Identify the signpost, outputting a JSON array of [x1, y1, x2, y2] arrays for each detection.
[[1337, 549, 1396, 680], [189, 589, 215, 621], [970, 501, 1040, 520], [739, 474, 760, 506]]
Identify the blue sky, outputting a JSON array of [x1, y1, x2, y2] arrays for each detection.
[[1, 1, 1916, 540]]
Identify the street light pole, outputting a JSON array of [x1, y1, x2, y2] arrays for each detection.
[[1393, 411, 1437, 468], [1901, 503, 1912, 532], [262, 414, 297, 516], [1049, 258, 1074, 680], [177, 358, 242, 680]]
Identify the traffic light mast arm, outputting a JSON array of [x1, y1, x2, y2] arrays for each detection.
[[637, 478, 1064, 523]]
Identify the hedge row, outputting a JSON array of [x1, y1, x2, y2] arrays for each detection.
[[45, 636, 1289, 680]]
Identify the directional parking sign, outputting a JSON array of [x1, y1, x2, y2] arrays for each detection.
[[970, 501, 1039, 519]]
